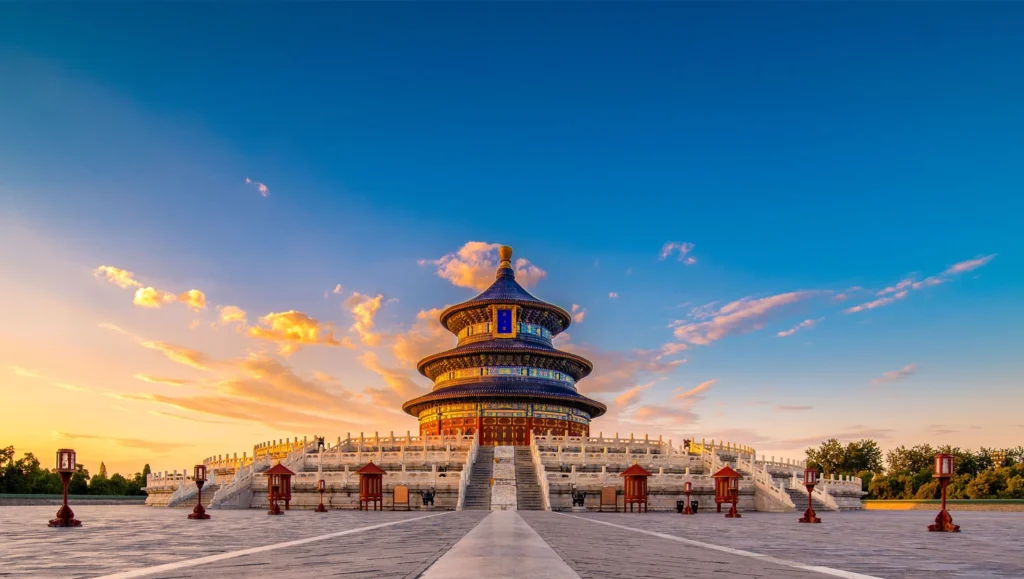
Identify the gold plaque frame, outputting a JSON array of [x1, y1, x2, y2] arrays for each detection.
[[490, 304, 518, 339]]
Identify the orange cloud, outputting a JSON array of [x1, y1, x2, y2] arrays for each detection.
[[393, 307, 454, 368], [133, 374, 190, 386], [218, 305, 247, 326], [9, 366, 43, 379], [420, 241, 547, 291], [344, 292, 384, 346], [247, 310, 355, 355], [177, 289, 207, 312], [52, 432, 188, 453], [672, 379, 717, 401], [613, 382, 653, 407], [358, 351, 430, 410], [93, 265, 141, 288], [133, 286, 177, 308], [139, 340, 210, 370]]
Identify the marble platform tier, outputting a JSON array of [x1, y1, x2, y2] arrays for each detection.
[[530, 434, 866, 512]]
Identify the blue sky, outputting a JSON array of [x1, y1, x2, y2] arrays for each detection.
[[1, 3, 1021, 473]]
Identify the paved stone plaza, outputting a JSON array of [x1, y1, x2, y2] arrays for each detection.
[[2, 506, 1023, 578]]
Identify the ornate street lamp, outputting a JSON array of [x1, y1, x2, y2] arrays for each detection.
[[188, 464, 211, 520], [48, 448, 82, 527], [682, 481, 694, 515], [725, 476, 741, 518], [315, 478, 328, 512], [798, 467, 821, 524], [928, 453, 960, 532]]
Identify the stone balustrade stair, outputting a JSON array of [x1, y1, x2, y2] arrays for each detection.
[[514, 447, 544, 511], [462, 446, 494, 510], [786, 488, 831, 512]]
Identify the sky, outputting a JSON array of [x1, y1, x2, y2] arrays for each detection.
[[1, 3, 1022, 476]]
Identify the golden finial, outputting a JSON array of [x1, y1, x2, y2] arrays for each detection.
[[499, 245, 513, 267]]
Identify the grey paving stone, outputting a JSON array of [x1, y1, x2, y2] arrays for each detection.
[[0, 505, 484, 578], [551, 510, 1024, 579]]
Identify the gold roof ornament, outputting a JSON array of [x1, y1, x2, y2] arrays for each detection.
[[499, 245, 513, 268]]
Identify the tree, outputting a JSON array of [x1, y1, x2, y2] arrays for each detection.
[[805, 438, 846, 475], [98, 462, 108, 478], [845, 440, 884, 474], [0, 445, 13, 467], [69, 465, 90, 495], [885, 444, 935, 475]]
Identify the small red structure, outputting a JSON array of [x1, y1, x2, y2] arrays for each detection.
[[265, 463, 294, 515], [48, 448, 82, 528], [188, 464, 211, 520], [620, 462, 651, 513], [712, 465, 742, 517], [356, 461, 387, 511], [314, 478, 328, 513], [798, 467, 821, 524], [928, 453, 960, 532], [682, 480, 694, 515]]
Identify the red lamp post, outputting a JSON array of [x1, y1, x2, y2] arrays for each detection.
[[725, 475, 741, 518], [682, 481, 694, 515], [315, 478, 328, 513], [48, 448, 82, 527], [188, 464, 211, 520], [798, 467, 821, 524], [927, 453, 960, 532]]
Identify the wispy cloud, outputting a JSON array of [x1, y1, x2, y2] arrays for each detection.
[[9, 366, 43, 379], [134, 374, 190, 386], [419, 241, 546, 291], [95, 265, 207, 312], [775, 405, 813, 412], [608, 292, 619, 298], [846, 254, 996, 314], [777, 318, 823, 337], [672, 379, 717, 401], [870, 363, 918, 385], [53, 382, 90, 392], [943, 254, 996, 275], [658, 241, 697, 264], [245, 177, 270, 198], [93, 265, 141, 288], [53, 432, 188, 453], [669, 291, 823, 346]]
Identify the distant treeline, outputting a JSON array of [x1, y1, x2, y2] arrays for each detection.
[[1, 445, 149, 496], [804, 439, 1024, 500]]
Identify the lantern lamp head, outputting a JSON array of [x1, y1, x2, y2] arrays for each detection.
[[194, 464, 207, 483], [934, 453, 954, 479], [684, 481, 692, 493], [56, 449, 76, 474], [728, 476, 740, 491], [804, 467, 818, 485], [317, 479, 326, 492]]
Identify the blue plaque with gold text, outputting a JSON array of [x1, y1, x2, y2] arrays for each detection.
[[496, 308, 513, 334]]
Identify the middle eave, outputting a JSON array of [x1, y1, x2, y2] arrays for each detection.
[[417, 339, 594, 381]]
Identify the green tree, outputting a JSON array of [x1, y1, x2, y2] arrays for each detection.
[[885, 444, 935, 475], [845, 440, 884, 474], [69, 464, 90, 495], [805, 438, 846, 475], [98, 462, 108, 478]]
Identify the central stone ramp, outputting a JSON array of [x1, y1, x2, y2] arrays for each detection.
[[420, 511, 580, 579], [462, 445, 493, 510], [514, 446, 544, 510]]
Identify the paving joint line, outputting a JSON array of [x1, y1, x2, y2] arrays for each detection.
[[556, 512, 882, 579], [94, 512, 452, 579]]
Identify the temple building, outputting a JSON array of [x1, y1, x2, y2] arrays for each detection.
[[402, 246, 606, 445], [144, 245, 867, 513]]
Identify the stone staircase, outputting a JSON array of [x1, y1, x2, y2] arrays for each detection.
[[178, 484, 219, 508], [462, 446, 493, 510], [514, 447, 544, 511], [786, 488, 831, 512]]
